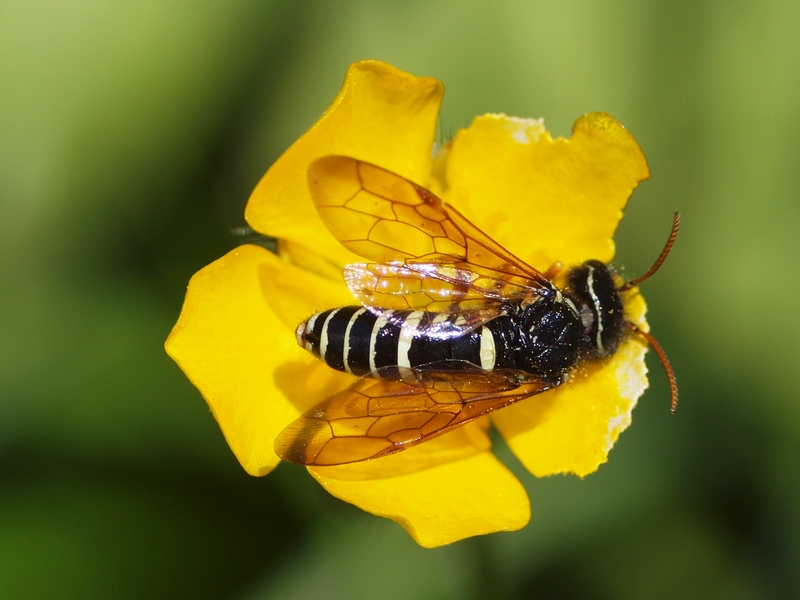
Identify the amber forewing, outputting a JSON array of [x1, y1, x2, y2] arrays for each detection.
[[308, 156, 551, 316], [274, 371, 553, 466]]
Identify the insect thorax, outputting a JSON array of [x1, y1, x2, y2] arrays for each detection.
[[563, 259, 625, 360]]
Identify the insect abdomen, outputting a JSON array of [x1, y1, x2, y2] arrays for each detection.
[[296, 307, 505, 376]]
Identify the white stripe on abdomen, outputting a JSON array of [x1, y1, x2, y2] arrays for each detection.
[[397, 311, 423, 369]]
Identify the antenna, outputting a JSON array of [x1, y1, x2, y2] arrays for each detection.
[[619, 211, 680, 412], [620, 211, 680, 291], [627, 322, 679, 412]]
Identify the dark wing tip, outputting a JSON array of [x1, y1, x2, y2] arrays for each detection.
[[273, 416, 327, 465]]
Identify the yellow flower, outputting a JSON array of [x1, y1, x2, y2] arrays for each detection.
[[165, 61, 651, 548]]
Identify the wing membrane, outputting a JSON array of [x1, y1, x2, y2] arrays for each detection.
[[344, 261, 548, 315], [274, 369, 555, 466], [308, 156, 551, 290]]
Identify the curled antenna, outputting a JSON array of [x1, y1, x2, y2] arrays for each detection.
[[627, 322, 679, 412], [619, 211, 680, 412], [620, 211, 680, 291]]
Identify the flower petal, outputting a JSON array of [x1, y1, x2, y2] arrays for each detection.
[[443, 112, 649, 271], [246, 60, 444, 266], [165, 245, 355, 476], [309, 423, 530, 547], [492, 291, 650, 478]]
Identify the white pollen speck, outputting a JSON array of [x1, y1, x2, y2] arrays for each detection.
[[602, 341, 650, 453], [486, 114, 546, 144]]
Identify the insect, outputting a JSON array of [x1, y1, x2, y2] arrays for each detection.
[[274, 155, 678, 466]]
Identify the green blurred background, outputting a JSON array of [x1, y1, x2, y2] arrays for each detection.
[[2, 1, 799, 598]]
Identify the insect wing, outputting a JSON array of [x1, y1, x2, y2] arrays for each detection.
[[344, 261, 548, 316], [274, 368, 555, 466], [308, 155, 551, 286]]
